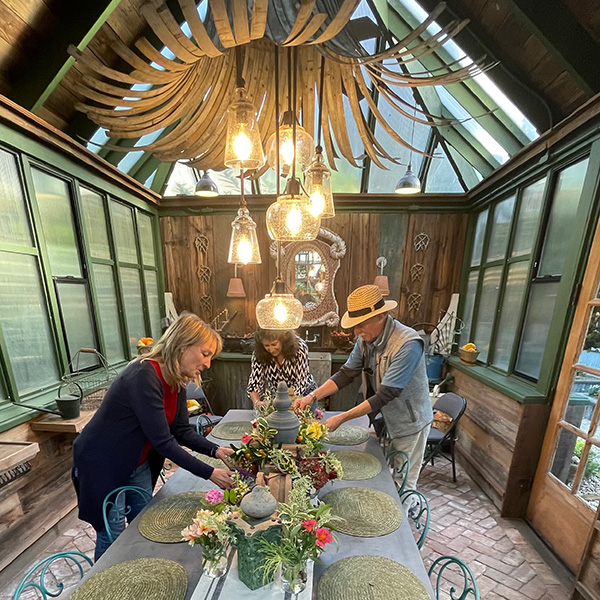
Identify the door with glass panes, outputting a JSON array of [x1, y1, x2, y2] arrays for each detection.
[[528, 217, 600, 572]]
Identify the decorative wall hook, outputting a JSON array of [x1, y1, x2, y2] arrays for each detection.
[[413, 233, 430, 252]]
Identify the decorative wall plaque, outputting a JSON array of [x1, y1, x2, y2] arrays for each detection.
[[413, 233, 430, 252]]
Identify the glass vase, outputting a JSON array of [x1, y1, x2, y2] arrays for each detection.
[[202, 546, 228, 579], [281, 561, 307, 597]]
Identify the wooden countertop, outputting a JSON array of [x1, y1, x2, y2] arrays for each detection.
[[0, 440, 40, 474]]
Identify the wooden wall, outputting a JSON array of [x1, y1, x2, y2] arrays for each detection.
[[160, 211, 468, 334], [0, 423, 77, 573], [449, 367, 550, 517]]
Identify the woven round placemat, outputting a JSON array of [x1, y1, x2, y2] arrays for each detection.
[[69, 558, 187, 600], [333, 450, 382, 480], [326, 425, 370, 446], [192, 453, 229, 470], [210, 421, 253, 440], [138, 492, 205, 542], [318, 555, 429, 600], [321, 487, 402, 537]]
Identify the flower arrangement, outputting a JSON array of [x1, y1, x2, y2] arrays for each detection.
[[260, 476, 341, 590], [296, 407, 328, 453], [230, 417, 277, 471]]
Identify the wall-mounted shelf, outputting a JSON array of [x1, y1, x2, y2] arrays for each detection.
[[29, 410, 95, 434], [0, 441, 40, 475]]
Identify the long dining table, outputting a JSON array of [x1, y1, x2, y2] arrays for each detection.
[[69, 409, 434, 599]]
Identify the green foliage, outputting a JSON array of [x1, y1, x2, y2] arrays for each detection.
[[574, 439, 600, 479]]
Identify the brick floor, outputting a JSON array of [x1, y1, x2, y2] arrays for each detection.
[[1, 460, 571, 599]]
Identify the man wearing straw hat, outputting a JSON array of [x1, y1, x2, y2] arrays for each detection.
[[294, 284, 433, 490]]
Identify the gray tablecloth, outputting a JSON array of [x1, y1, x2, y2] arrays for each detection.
[[70, 410, 434, 599]]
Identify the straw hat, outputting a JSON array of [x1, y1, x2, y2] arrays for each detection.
[[341, 285, 397, 329]]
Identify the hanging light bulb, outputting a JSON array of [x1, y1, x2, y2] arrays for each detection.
[[224, 86, 265, 170], [304, 146, 334, 218], [256, 278, 303, 330], [266, 177, 320, 241], [395, 162, 422, 194], [194, 171, 219, 197], [228, 205, 261, 264], [266, 111, 314, 177]]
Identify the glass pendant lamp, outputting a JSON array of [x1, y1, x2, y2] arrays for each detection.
[[304, 145, 334, 218], [266, 111, 314, 177], [266, 177, 320, 241], [228, 205, 261, 264], [256, 278, 303, 330]]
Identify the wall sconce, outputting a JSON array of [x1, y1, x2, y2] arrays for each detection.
[[374, 256, 390, 296], [227, 264, 246, 298]]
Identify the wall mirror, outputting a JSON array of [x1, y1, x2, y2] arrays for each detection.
[[274, 228, 346, 327]]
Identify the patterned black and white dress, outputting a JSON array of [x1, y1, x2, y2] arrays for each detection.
[[247, 337, 317, 399]]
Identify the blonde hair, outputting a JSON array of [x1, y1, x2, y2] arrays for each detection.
[[141, 312, 222, 388]]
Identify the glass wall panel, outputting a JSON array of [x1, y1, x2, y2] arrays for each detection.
[[0, 252, 58, 394], [473, 266, 502, 362], [562, 370, 600, 434], [516, 282, 560, 378], [137, 213, 156, 267], [550, 429, 579, 490], [55, 282, 98, 370], [471, 210, 488, 267], [0, 149, 31, 246], [110, 201, 138, 263], [579, 306, 600, 359], [492, 261, 529, 371], [92, 264, 126, 363], [120, 267, 146, 354], [576, 445, 600, 509], [80, 187, 110, 260], [144, 270, 162, 340], [31, 169, 81, 277], [511, 178, 546, 257], [539, 159, 589, 277], [487, 195, 516, 262], [460, 270, 479, 345]]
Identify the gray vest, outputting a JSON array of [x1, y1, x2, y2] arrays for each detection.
[[361, 320, 433, 439]]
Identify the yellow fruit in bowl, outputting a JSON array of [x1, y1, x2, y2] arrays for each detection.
[[461, 343, 477, 351]]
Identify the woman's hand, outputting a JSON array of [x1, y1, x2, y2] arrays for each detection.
[[253, 399, 268, 411], [324, 414, 345, 432], [209, 468, 234, 489], [215, 446, 234, 464], [292, 396, 313, 411]]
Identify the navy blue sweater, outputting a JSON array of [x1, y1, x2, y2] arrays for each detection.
[[72, 360, 219, 530]]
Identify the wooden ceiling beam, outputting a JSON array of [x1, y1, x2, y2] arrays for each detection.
[[8, 0, 123, 113], [504, 0, 600, 97]]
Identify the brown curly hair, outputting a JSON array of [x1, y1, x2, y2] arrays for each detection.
[[253, 328, 300, 364]]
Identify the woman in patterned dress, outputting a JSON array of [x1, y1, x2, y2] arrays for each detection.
[[247, 328, 317, 409]]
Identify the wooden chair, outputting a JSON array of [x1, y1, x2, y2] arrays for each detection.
[[399, 489, 430, 549], [386, 448, 411, 495], [102, 485, 152, 542], [422, 393, 467, 482], [12, 552, 92, 599], [428, 555, 480, 599]]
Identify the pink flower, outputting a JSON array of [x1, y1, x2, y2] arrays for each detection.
[[301, 519, 318, 533], [314, 409, 324, 420], [314, 527, 333, 548], [205, 489, 224, 504], [241, 434, 252, 444]]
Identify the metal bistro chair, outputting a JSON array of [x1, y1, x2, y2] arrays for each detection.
[[187, 382, 223, 436], [102, 485, 152, 543], [428, 555, 480, 599], [386, 448, 411, 495], [399, 489, 430, 549], [422, 393, 466, 482], [12, 551, 93, 600]]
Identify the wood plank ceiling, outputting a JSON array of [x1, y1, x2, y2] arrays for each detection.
[[0, 0, 597, 159]]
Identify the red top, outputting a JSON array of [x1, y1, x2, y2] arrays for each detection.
[[138, 360, 178, 465]]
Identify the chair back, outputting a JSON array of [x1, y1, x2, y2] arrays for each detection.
[[428, 555, 480, 599], [399, 489, 430, 549], [386, 449, 410, 495], [432, 393, 466, 422], [102, 485, 152, 542], [12, 551, 92, 600]]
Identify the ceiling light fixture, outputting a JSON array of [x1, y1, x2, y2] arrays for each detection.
[[395, 104, 422, 195], [194, 170, 219, 197]]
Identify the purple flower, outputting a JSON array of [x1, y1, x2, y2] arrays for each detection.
[[205, 489, 224, 504], [314, 409, 324, 420]]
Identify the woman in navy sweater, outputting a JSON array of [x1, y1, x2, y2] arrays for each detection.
[[72, 313, 234, 560]]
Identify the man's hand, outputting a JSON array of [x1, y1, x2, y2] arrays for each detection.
[[253, 399, 268, 410], [292, 396, 313, 411], [324, 413, 345, 432], [215, 446, 234, 465], [209, 468, 234, 489]]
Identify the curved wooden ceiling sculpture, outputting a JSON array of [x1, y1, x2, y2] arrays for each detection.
[[69, 0, 489, 173]]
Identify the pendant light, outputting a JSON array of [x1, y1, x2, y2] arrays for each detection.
[[266, 47, 320, 242], [194, 170, 219, 197], [304, 57, 334, 219], [227, 170, 261, 264], [256, 46, 303, 331], [227, 264, 246, 298], [224, 47, 265, 171], [373, 256, 390, 296], [395, 106, 422, 195]]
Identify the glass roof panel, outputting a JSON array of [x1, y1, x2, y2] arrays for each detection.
[[425, 142, 464, 193], [447, 144, 483, 189]]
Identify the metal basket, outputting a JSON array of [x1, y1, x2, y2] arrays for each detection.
[[61, 349, 118, 410]]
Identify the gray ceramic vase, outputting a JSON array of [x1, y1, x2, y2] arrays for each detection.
[[239, 485, 278, 519]]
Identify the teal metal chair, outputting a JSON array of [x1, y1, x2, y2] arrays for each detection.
[[399, 489, 430, 549], [102, 485, 152, 542], [386, 449, 411, 495], [12, 551, 92, 599], [428, 555, 480, 599]]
